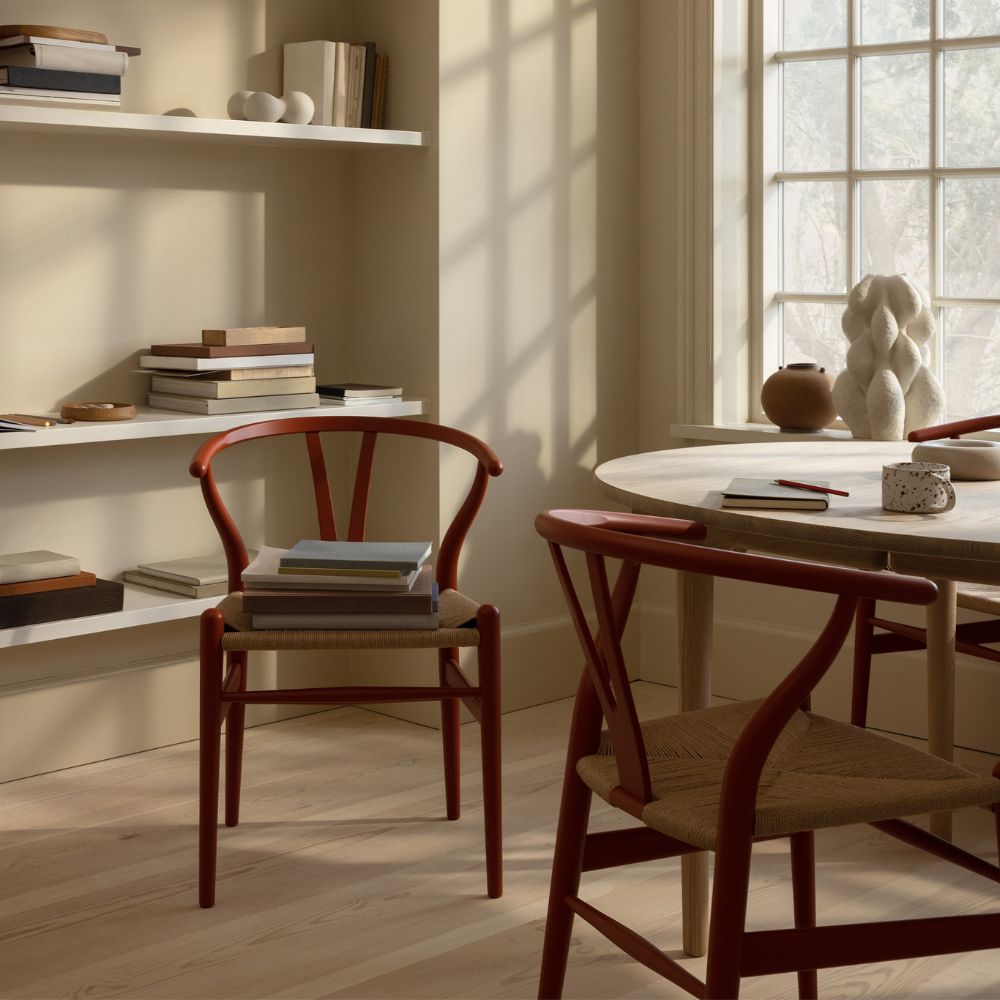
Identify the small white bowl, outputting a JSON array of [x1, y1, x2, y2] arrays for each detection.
[[911, 439, 1000, 481]]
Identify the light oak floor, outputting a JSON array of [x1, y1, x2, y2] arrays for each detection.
[[1, 682, 999, 999]]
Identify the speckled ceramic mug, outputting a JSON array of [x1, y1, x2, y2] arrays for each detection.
[[882, 461, 956, 514]]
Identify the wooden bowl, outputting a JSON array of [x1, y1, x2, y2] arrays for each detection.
[[61, 402, 137, 422]]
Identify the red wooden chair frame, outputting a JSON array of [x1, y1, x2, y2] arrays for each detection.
[[535, 508, 1000, 999], [852, 414, 1000, 728], [189, 416, 503, 907]]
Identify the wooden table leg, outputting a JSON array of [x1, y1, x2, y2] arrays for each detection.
[[677, 569, 714, 958], [926, 577, 957, 841]]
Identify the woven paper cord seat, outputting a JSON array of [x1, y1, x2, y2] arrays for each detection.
[[217, 588, 482, 651], [956, 582, 1000, 615], [578, 699, 1000, 852]]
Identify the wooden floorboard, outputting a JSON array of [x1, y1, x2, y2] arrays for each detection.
[[0, 682, 998, 999]]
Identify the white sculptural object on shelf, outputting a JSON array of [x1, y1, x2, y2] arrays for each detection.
[[832, 273, 946, 440]]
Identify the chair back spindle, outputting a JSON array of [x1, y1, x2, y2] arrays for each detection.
[[348, 431, 378, 541], [305, 431, 337, 540]]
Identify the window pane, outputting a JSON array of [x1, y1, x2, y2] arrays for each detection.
[[783, 60, 847, 171], [783, 0, 847, 50], [944, 308, 1000, 417], [861, 54, 930, 169], [860, 0, 930, 43], [860, 179, 931, 291], [945, 0, 1000, 37], [782, 302, 847, 374], [944, 177, 1000, 297], [783, 182, 847, 294], [944, 47, 1000, 167]]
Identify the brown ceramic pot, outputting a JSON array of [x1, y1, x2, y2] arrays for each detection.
[[760, 363, 836, 431]]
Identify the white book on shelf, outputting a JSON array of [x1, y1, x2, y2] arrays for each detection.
[[283, 40, 334, 126], [147, 392, 320, 414], [0, 35, 117, 52], [0, 550, 80, 585], [0, 85, 120, 102], [0, 44, 129, 74], [140, 352, 314, 372], [332, 41, 350, 126]]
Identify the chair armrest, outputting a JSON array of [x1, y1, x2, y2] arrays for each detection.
[[542, 508, 707, 541], [908, 414, 1000, 441]]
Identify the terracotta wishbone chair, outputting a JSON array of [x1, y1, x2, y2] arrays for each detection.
[[189, 415, 503, 908], [852, 413, 1000, 730], [535, 508, 1000, 1000]]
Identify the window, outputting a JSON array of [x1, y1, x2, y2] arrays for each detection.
[[753, 0, 1000, 420]]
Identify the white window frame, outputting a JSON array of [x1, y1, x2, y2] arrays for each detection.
[[749, 0, 1000, 425]]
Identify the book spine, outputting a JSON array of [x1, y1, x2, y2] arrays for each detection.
[[148, 341, 313, 358], [0, 86, 119, 101], [243, 592, 434, 614], [201, 326, 307, 346], [0, 579, 123, 627], [0, 65, 121, 93], [31, 44, 129, 75], [332, 42, 350, 126], [360, 42, 376, 127], [251, 612, 439, 630], [282, 40, 334, 125]]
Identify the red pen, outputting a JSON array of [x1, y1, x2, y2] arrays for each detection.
[[774, 479, 850, 498]]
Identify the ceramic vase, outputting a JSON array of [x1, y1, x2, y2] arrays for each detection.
[[832, 274, 946, 440], [760, 363, 836, 431]]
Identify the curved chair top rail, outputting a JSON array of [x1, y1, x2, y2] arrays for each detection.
[[536, 509, 937, 606], [190, 416, 503, 593], [190, 415, 502, 478], [908, 413, 1000, 442]]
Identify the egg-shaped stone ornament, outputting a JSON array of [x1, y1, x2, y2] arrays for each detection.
[[280, 91, 315, 125], [243, 91, 286, 123], [227, 90, 253, 120]]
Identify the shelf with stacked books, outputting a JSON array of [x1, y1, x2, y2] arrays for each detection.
[[0, 398, 425, 451], [0, 104, 428, 149], [0, 584, 222, 649]]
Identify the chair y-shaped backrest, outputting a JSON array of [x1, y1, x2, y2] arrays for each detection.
[[190, 416, 503, 592], [535, 509, 937, 822]]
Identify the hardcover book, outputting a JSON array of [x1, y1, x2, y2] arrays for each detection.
[[242, 565, 436, 614], [0, 43, 129, 74], [0, 578, 123, 628], [148, 341, 313, 359], [0, 65, 121, 93], [122, 571, 228, 599], [201, 326, 306, 347], [134, 553, 234, 586], [280, 539, 431, 572], [0, 571, 96, 598], [0, 550, 80, 585], [721, 478, 829, 511], [140, 353, 315, 372], [147, 392, 320, 415], [317, 383, 403, 398], [283, 40, 333, 125], [251, 609, 439, 630], [150, 375, 317, 399], [242, 547, 417, 591], [0, 84, 119, 101]]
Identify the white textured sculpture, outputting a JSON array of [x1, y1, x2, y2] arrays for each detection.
[[833, 274, 946, 440]]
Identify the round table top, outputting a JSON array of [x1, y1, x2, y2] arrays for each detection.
[[595, 440, 1000, 564]]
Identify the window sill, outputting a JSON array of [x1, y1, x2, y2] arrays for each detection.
[[671, 423, 1000, 445], [671, 422, 851, 443]]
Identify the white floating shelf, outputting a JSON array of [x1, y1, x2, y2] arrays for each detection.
[[0, 585, 218, 649], [0, 105, 428, 149], [0, 399, 425, 450]]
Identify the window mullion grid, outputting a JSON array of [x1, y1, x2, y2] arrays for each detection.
[[931, 0, 945, 385], [848, 0, 859, 292]]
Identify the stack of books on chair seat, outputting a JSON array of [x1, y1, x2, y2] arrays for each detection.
[[142, 326, 319, 415], [242, 541, 437, 629], [0, 550, 123, 627], [122, 552, 249, 599], [0, 25, 140, 110]]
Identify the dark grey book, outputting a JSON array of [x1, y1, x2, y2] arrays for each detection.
[[0, 578, 124, 628], [0, 65, 121, 93]]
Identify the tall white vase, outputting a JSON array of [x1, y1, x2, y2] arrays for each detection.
[[832, 274, 946, 440]]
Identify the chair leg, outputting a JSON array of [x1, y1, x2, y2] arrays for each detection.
[[224, 651, 247, 828], [439, 647, 461, 821], [705, 836, 754, 999], [199, 610, 225, 909], [790, 831, 818, 1000], [538, 676, 603, 1000], [478, 605, 503, 899], [851, 598, 876, 728]]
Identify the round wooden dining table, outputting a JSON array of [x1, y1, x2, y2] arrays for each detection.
[[596, 439, 1000, 957]]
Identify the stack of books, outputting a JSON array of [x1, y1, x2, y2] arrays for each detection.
[[284, 40, 388, 128], [142, 326, 320, 415], [242, 541, 437, 629], [0, 25, 140, 111], [318, 383, 403, 407], [0, 550, 123, 627], [122, 552, 250, 599]]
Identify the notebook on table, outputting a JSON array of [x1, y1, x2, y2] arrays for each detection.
[[721, 478, 830, 511]]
